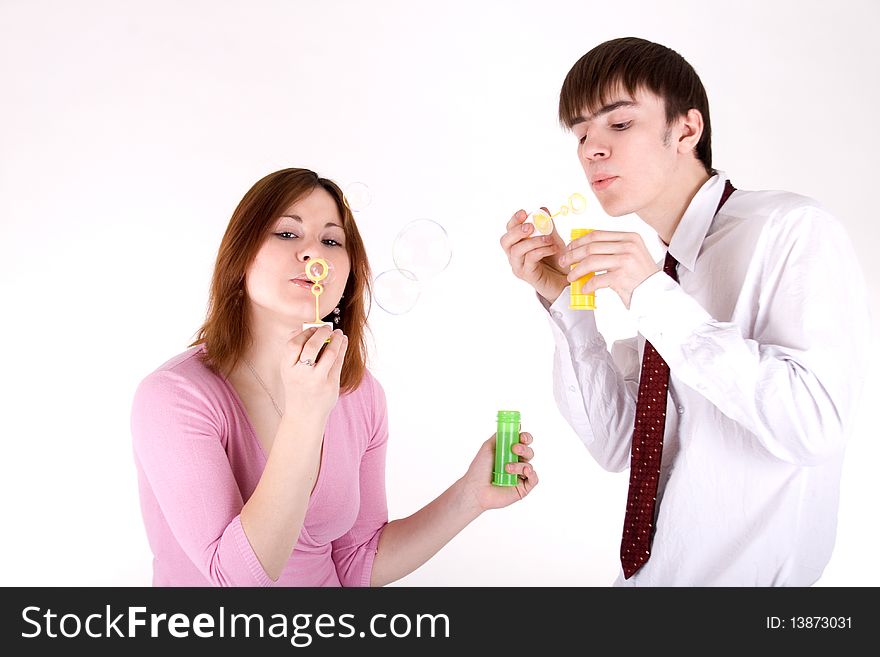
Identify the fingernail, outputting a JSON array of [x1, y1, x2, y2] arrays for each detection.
[[522, 223, 532, 233]]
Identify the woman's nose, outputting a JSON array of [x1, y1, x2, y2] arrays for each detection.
[[296, 239, 318, 262]]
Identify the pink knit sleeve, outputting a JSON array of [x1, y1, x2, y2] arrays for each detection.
[[331, 374, 390, 586], [131, 369, 274, 587]]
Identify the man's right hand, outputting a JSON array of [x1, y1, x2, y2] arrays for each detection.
[[500, 208, 568, 303]]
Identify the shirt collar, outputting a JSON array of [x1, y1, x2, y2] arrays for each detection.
[[664, 171, 728, 273]]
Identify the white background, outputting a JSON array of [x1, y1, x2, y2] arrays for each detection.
[[1, 0, 877, 587]]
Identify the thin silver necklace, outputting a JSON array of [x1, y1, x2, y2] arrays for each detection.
[[244, 359, 283, 417]]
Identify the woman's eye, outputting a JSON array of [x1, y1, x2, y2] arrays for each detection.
[[274, 232, 342, 247]]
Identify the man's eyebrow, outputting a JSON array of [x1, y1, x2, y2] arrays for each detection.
[[570, 100, 638, 126], [278, 214, 343, 229]]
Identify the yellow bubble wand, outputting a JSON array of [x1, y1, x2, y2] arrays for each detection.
[[301, 258, 335, 330], [528, 193, 596, 310], [528, 192, 588, 235]]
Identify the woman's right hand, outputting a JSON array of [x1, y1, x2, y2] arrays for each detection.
[[499, 208, 568, 304], [280, 325, 348, 420]]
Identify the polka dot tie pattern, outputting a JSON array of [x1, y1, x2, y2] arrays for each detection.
[[619, 251, 680, 579], [619, 179, 736, 580]]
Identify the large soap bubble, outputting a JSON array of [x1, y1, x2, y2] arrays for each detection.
[[373, 268, 420, 315], [343, 182, 372, 212], [392, 219, 452, 281]]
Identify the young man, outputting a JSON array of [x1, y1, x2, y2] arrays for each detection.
[[500, 37, 870, 586]]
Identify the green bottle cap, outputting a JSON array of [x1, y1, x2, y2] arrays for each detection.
[[497, 410, 521, 423]]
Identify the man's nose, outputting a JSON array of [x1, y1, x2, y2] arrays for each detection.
[[581, 140, 609, 161]]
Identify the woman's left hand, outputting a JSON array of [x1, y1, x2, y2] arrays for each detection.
[[462, 432, 538, 512]]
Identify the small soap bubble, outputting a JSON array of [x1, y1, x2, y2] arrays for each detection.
[[373, 269, 420, 315], [392, 219, 452, 281], [343, 182, 372, 212]]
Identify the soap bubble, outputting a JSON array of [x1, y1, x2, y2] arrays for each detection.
[[373, 269, 420, 315], [343, 182, 372, 212], [392, 219, 452, 281]]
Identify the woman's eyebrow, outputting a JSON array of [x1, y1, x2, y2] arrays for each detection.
[[278, 214, 342, 229]]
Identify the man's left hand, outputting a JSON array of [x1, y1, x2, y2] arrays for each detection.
[[558, 230, 661, 309]]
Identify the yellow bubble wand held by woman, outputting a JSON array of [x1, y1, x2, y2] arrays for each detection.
[[301, 258, 335, 331]]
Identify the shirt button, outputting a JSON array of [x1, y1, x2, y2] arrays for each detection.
[[552, 311, 562, 320], [569, 385, 577, 393], [677, 406, 684, 414]]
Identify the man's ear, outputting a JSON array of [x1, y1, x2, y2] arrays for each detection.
[[677, 108, 704, 154]]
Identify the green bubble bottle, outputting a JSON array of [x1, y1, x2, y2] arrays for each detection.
[[493, 410, 521, 486]]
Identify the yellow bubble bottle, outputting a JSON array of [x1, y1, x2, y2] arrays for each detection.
[[569, 228, 595, 310]]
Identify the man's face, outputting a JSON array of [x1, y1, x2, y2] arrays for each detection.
[[570, 87, 682, 218]]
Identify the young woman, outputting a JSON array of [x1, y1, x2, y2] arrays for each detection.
[[131, 167, 537, 586]]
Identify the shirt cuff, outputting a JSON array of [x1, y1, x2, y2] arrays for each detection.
[[542, 287, 602, 339], [358, 524, 386, 587], [230, 514, 275, 587], [628, 271, 713, 357]]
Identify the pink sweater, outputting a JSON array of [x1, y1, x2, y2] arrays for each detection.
[[131, 345, 389, 587]]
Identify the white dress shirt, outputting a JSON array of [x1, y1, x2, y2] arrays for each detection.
[[546, 172, 871, 586]]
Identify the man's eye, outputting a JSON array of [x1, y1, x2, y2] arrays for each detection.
[[611, 121, 632, 130], [578, 134, 588, 145]]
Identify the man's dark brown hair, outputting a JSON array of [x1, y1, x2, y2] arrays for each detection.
[[559, 37, 712, 173]]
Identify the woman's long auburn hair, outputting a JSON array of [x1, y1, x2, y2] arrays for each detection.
[[191, 168, 372, 393]]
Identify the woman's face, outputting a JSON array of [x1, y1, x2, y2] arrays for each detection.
[[245, 187, 351, 327]]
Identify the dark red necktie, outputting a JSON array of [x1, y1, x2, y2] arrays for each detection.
[[620, 179, 735, 579]]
